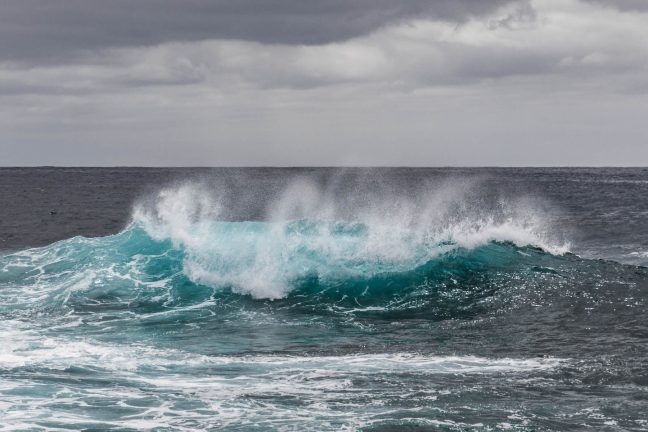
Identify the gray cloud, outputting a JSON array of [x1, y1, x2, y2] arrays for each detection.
[[0, 0, 647, 166], [0, 0, 516, 63], [584, 0, 648, 11], [1, 0, 646, 96]]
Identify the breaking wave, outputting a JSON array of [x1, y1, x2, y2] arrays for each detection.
[[0, 180, 574, 310]]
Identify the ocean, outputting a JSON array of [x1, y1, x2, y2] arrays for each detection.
[[1, 167, 647, 431]]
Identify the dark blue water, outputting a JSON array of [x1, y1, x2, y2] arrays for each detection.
[[1, 168, 647, 431]]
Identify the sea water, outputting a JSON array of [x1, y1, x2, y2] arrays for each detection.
[[0, 168, 646, 430]]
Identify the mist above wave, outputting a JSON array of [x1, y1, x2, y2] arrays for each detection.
[[132, 177, 569, 299]]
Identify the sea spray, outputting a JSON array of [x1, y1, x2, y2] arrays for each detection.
[[130, 178, 569, 298]]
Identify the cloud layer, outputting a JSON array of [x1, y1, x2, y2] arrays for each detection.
[[0, 0, 514, 62], [0, 0, 646, 165]]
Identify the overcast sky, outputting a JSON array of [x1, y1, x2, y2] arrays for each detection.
[[0, 0, 646, 166]]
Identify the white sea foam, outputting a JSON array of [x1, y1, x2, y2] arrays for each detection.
[[0, 322, 564, 374], [132, 178, 570, 299], [0, 324, 566, 431]]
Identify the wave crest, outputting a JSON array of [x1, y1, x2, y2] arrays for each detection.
[[131, 180, 569, 299]]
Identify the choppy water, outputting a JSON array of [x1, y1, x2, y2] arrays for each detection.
[[1, 168, 647, 431]]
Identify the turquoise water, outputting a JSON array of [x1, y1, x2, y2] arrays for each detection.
[[1, 172, 648, 430]]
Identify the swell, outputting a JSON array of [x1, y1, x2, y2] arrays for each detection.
[[0, 180, 600, 321], [0, 221, 575, 315]]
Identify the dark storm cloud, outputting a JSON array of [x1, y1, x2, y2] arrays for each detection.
[[0, 0, 516, 63]]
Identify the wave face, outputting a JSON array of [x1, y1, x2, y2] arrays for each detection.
[[0, 222, 565, 319], [131, 181, 568, 299], [1, 177, 648, 431], [1, 181, 569, 311]]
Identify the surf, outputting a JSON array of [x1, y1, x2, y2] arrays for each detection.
[[131, 180, 570, 298], [0, 179, 588, 332]]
